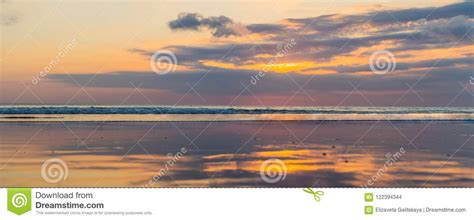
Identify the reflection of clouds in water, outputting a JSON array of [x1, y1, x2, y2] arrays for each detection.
[[0, 121, 472, 187]]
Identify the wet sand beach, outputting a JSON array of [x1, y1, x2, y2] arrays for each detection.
[[1, 121, 472, 187]]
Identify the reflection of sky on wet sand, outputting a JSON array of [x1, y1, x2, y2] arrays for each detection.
[[0, 121, 472, 187]]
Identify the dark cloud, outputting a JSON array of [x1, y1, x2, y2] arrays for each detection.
[[306, 56, 474, 74], [420, 15, 474, 40], [0, 0, 19, 26], [168, 12, 241, 37], [246, 24, 287, 34], [47, 62, 473, 106], [131, 43, 261, 68], [287, 1, 474, 30], [0, 13, 18, 26], [371, 1, 474, 23], [277, 1, 473, 58], [156, 1, 474, 69], [50, 51, 474, 94], [168, 13, 291, 37]]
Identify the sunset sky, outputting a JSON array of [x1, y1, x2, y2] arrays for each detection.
[[1, 0, 473, 106]]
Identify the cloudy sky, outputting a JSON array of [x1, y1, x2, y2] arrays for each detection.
[[1, 0, 473, 106]]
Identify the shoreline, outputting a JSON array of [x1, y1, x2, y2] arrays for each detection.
[[0, 113, 473, 122]]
